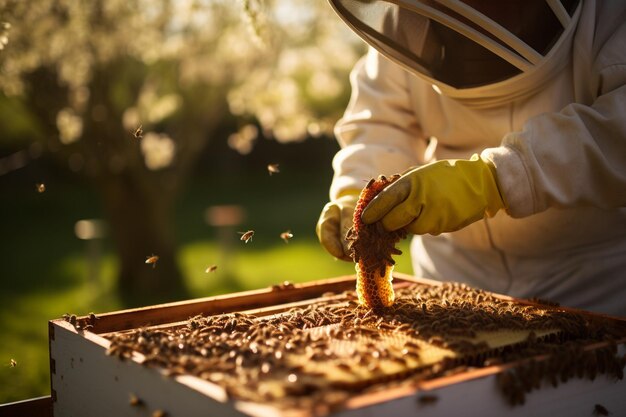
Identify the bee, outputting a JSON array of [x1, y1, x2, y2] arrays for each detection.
[[238, 230, 254, 243], [36, 183, 46, 193], [267, 163, 280, 175], [593, 404, 610, 416], [88, 312, 100, 326], [336, 363, 352, 372], [152, 410, 167, 417], [417, 394, 438, 406], [145, 254, 159, 268], [205, 265, 218, 273], [133, 125, 143, 139], [9, 359, 17, 368], [129, 393, 144, 407], [280, 230, 293, 243]]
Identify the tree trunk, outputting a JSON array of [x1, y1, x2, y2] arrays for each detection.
[[24, 64, 220, 307], [98, 172, 188, 306]]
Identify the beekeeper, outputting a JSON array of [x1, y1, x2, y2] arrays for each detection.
[[316, 0, 626, 316]]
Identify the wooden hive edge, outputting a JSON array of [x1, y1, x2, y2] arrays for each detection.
[[49, 273, 626, 417]]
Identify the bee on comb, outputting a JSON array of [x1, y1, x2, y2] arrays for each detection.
[[346, 175, 407, 310]]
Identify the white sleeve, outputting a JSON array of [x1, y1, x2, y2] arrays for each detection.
[[482, 45, 626, 217], [329, 48, 429, 199]]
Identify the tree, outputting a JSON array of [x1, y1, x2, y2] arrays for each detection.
[[0, 0, 361, 304]]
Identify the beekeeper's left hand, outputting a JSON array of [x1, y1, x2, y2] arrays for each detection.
[[361, 154, 506, 235]]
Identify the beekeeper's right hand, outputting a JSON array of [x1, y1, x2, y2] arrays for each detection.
[[316, 191, 360, 262]]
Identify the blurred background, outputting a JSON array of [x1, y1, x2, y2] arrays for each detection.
[[0, 0, 413, 403]]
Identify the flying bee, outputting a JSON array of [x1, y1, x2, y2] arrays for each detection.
[[205, 264, 218, 273], [238, 230, 254, 243], [133, 125, 143, 139], [9, 359, 17, 368], [145, 254, 159, 268], [280, 230, 293, 243], [267, 163, 280, 176], [36, 183, 46, 193]]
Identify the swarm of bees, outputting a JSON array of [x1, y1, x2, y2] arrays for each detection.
[[105, 282, 626, 412], [145, 254, 159, 268]]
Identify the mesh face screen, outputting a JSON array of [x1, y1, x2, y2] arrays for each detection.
[[329, 0, 581, 88]]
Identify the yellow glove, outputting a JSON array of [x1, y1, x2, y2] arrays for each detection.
[[361, 155, 506, 235], [316, 191, 360, 261]]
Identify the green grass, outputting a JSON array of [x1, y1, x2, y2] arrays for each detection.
[[181, 239, 412, 297]]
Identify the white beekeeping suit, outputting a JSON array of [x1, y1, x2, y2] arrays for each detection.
[[318, 0, 626, 315]]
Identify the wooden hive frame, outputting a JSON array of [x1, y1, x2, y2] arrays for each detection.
[[49, 272, 626, 417]]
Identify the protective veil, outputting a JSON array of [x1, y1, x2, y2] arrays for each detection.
[[327, 0, 626, 315], [328, 0, 581, 106]]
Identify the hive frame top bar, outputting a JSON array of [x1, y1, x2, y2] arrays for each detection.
[[52, 273, 434, 334]]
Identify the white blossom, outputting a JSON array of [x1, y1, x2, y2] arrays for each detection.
[[56, 108, 83, 145], [141, 132, 176, 170]]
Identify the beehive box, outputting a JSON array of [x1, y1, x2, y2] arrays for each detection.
[[49, 273, 626, 417]]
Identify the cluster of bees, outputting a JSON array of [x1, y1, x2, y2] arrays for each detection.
[[62, 312, 100, 332], [104, 282, 626, 412], [346, 174, 407, 310], [496, 338, 624, 406]]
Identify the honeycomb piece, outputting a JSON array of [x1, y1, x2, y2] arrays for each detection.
[[346, 175, 407, 310], [355, 263, 395, 309]]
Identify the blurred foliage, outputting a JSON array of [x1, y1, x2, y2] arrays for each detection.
[[0, 0, 364, 301], [0, 0, 362, 147]]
